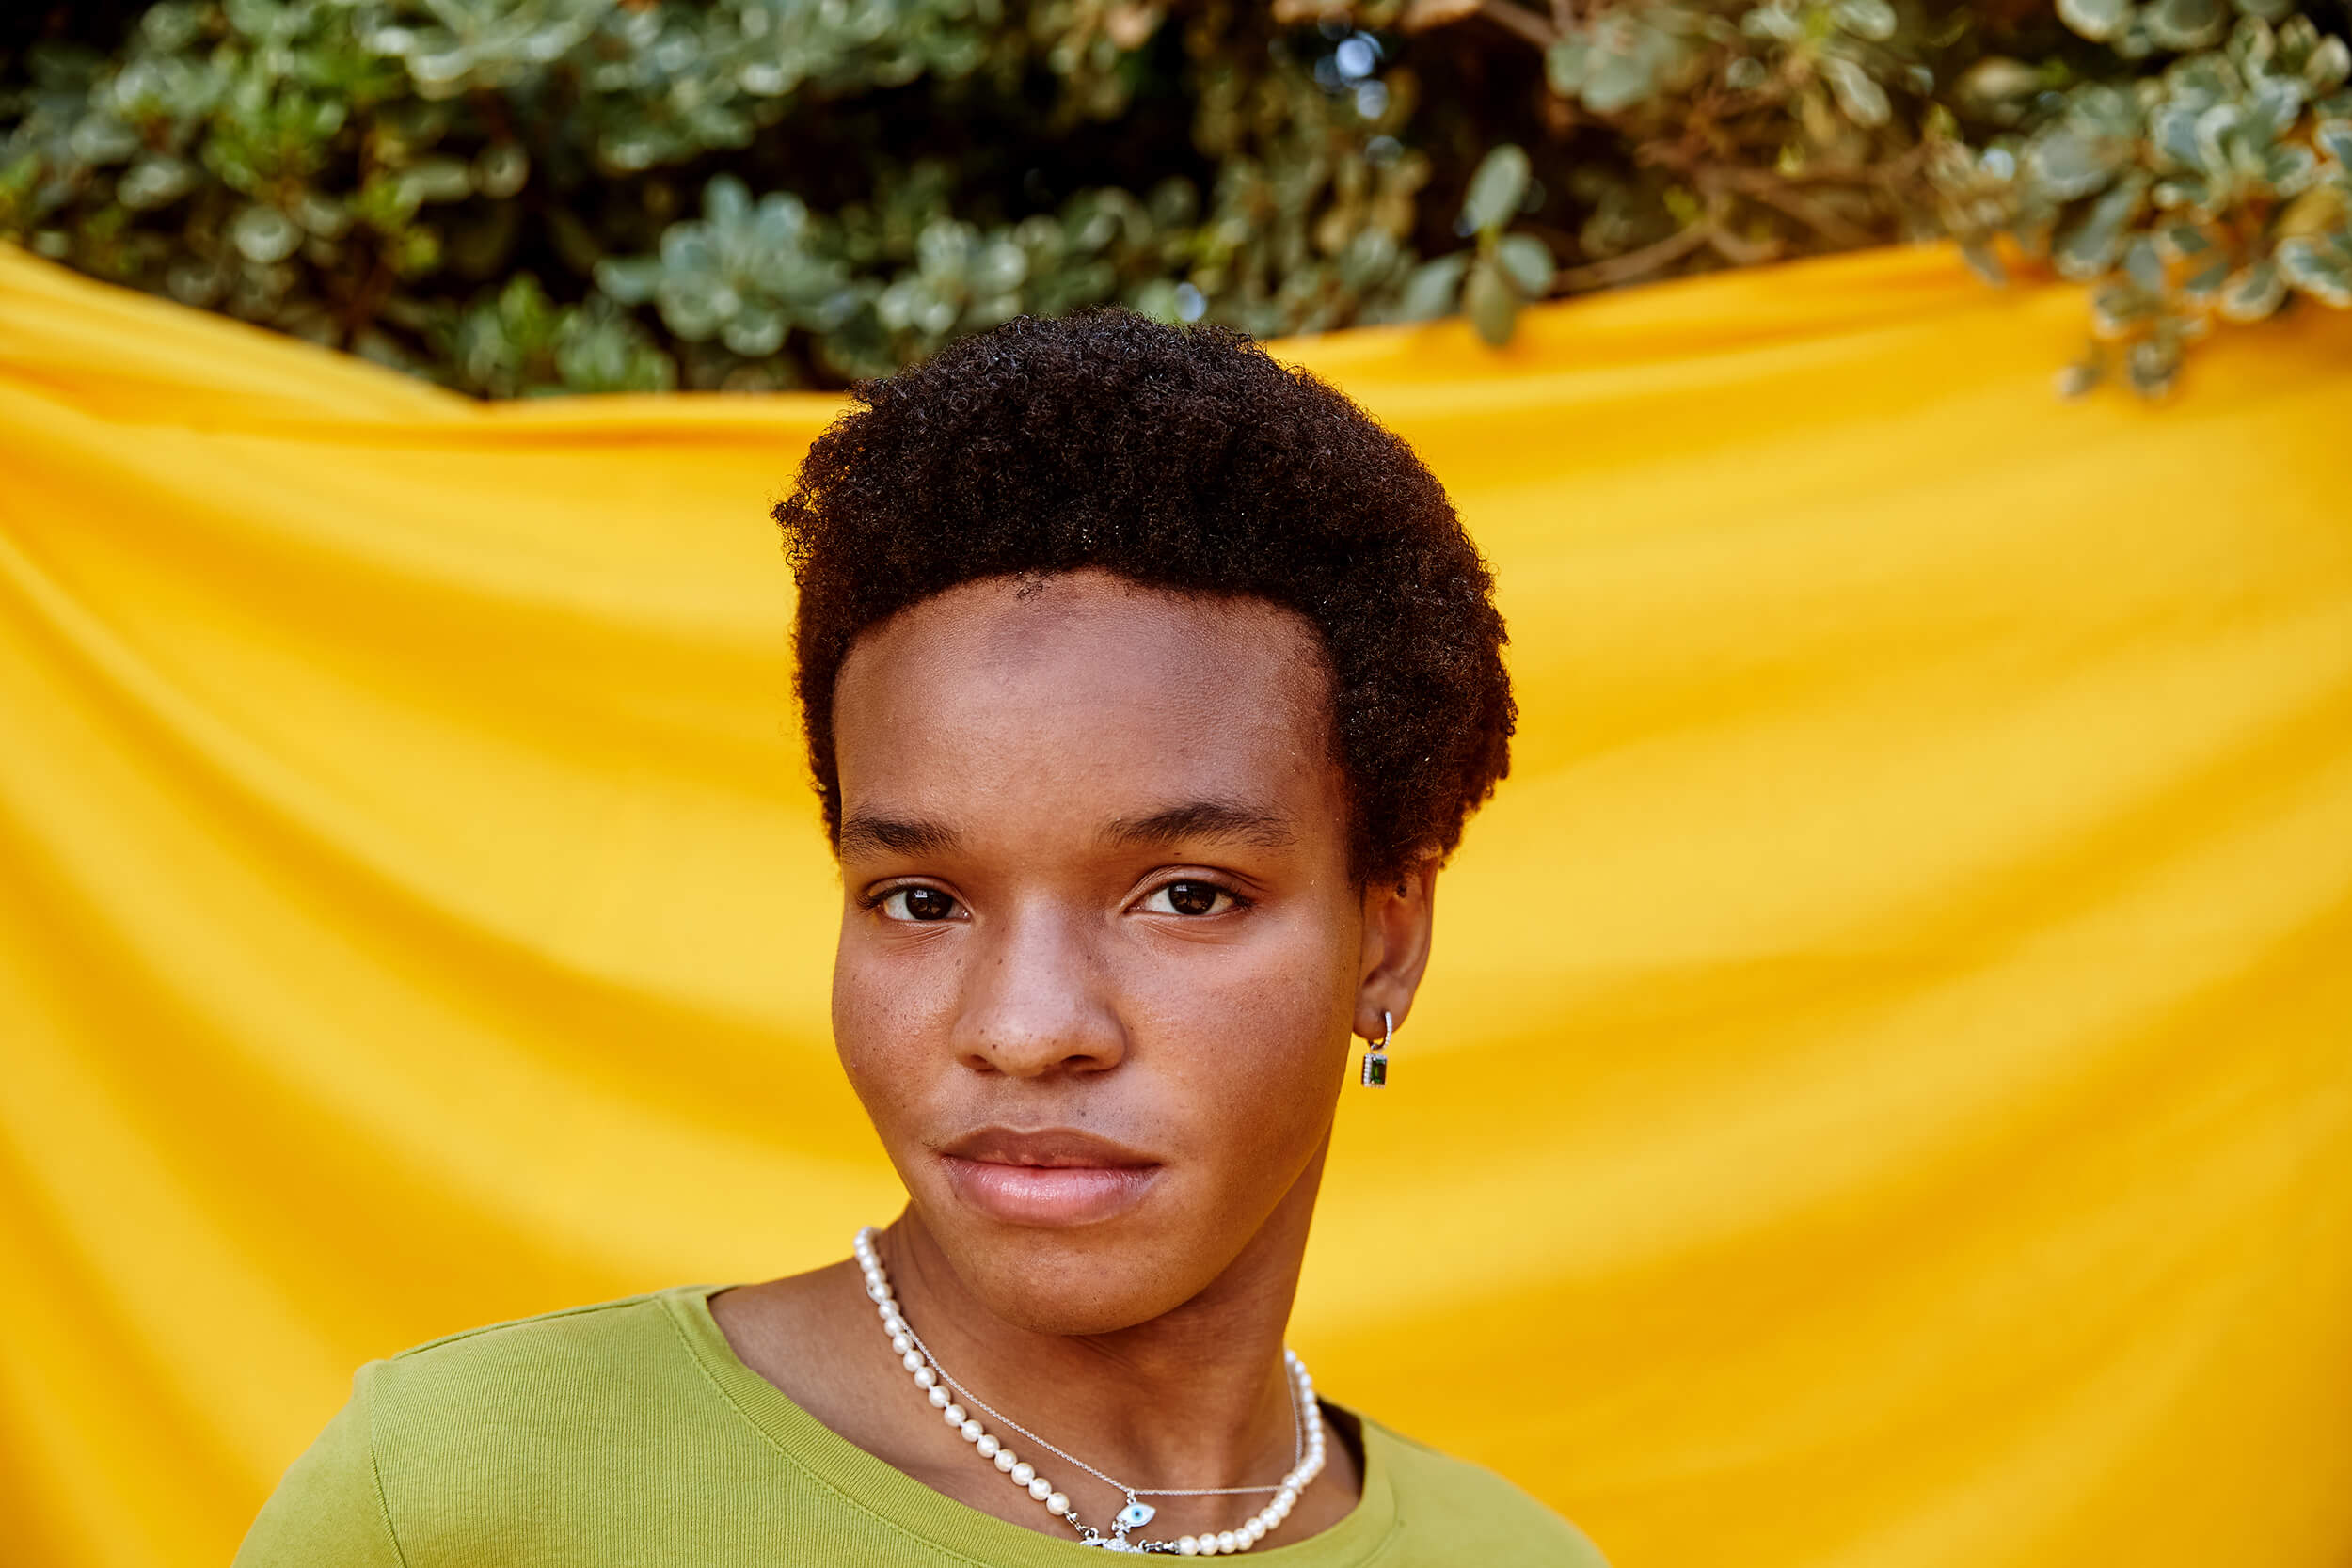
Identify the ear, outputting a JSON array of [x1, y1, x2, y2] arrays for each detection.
[[1354, 857, 1438, 1042]]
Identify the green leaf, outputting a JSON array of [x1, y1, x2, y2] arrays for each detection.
[[1831, 0, 1898, 41], [751, 194, 810, 253], [1495, 233, 1557, 296], [1743, 0, 1802, 40], [2232, 0, 2292, 19], [2058, 0, 2133, 42], [1463, 257, 1519, 346], [2162, 54, 2235, 111], [1545, 39, 1588, 96], [592, 257, 663, 306], [230, 204, 300, 264], [660, 225, 719, 278], [2124, 236, 2166, 291], [1960, 236, 2009, 286], [2279, 235, 2352, 305], [118, 155, 195, 211], [2229, 14, 2279, 72], [2153, 175, 2213, 209], [1822, 56, 1891, 127], [2306, 36, 2351, 88], [971, 238, 1028, 295], [1582, 46, 1659, 113], [2090, 279, 2153, 335], [656, 277, 724, 341], [474, 144, 529, 200], [2263, 145, 2320, 196], [1397, 253, 1470, 322], [2071, 83, 2143, 140], [2157, 222, 2216, 259], [2151, 104, 2204, 169], [706, 175, 751, 230], [395, 157, 471, 207], [1957, 56, 2042, 108], [723, 305, 787, 357], [2027, 129, 2127, 200], [2218, 256, 2286, 319], [1129, 279, 1184, 325], [2126, 336, 2180, 397], [1461, 146, 1531, 235], [2245, 75, 2307, 143], [2317, 120, 2352, 166], [2144, 0, 2228, 49], [2180, 255, 2232, 302], [1341, 230, 1402, 292], [69, 114, 141, 166], [2192, 103, 2245, 179], [2055, 356, 2105, 398], [1580, 10, 1690, 114], [2053, 173, 2149, 278]]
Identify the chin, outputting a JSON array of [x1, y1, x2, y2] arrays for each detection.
[[927, 1211, 1221, 1336]]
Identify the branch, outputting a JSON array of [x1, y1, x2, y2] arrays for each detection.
[[1477, 0, 1558, 48], [1724, 176, 1876, 247], [1553, 224, 1712, 291], [1704, 223, 1782, 266]]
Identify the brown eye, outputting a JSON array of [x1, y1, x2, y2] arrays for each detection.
[[881, 887, 961, 922], [1146, 880, 1231, 917]]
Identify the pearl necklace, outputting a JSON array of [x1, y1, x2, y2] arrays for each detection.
[[854, 1227, 1327, 1555]]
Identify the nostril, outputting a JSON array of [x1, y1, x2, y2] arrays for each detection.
[[957, 1023, 1129, 1078]]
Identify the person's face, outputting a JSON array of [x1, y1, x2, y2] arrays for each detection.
[[828, 569, 1431, 1335]]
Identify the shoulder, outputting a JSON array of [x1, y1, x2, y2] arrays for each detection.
[[240, 1290, 717, 1567], [373, 1288, 691, 1393], [363, 1287, 715, 1455], [1359, 1414, 1612, 1565], [266, 1291, 726, 1559]]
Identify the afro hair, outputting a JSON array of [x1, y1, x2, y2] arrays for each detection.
[[775, 310, 1514, 882]]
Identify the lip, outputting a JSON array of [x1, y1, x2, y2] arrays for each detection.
[[936, 1127, 1164, 1227]]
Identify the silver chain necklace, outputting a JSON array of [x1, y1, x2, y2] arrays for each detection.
[[854, 1227, 1327, 1554]]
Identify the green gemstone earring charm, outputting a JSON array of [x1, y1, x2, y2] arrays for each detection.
[[1360, 1009, 1392, 1087]]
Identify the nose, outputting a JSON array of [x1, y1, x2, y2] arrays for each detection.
[[951, 902, 1127, 1078]]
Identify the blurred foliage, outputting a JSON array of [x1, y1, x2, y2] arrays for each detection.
[[2, 0, 2346, 396]]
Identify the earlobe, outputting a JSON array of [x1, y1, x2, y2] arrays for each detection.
[[1353, 856, 1438, 1047]]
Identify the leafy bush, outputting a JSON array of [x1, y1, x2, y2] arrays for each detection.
[[3, 0, 2345, 397]]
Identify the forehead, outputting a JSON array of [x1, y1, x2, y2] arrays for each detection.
[[831, 571, 1340, 845]]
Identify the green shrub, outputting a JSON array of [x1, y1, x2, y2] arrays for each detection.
[[3, 0, 2344, 397], [1373, 0, 2352, 392]]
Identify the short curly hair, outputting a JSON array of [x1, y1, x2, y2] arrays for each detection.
[[774, 310, 1514, 882]]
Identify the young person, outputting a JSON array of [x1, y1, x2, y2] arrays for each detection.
[[238, 313, 1604, 1564]]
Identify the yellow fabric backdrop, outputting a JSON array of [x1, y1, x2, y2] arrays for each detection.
[[4, 240, 2350, 1568]]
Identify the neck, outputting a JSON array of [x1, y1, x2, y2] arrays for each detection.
[[873, 1141, 1331, 1495]]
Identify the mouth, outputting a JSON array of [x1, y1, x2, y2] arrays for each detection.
[[934, 1127, 1164, 1227]]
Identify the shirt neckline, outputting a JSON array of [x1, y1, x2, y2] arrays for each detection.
[[659, 1283, 1401, 1565]]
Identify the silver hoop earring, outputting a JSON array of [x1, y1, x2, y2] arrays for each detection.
[[1359, 1010, 1392, 1088]]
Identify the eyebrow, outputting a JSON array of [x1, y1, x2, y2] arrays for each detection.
[[836, 813, 962, 860], [1102, 800, 1296, 850], [834, 799, 1296, 862]]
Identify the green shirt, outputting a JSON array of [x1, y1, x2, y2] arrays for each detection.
[[236, 1285, 1605, 1566]]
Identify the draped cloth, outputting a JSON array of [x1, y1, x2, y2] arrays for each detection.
[[3, 241, 2349, 1568]]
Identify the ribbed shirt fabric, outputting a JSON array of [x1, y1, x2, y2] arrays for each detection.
[[234, 1284, 1603, 1566]]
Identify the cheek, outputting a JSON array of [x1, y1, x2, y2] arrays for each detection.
[[830, 927, 954, 1123], [1131, 918, 1357, 1147]]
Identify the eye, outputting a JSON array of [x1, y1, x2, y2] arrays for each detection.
[[1139, 879, 1239, 917], [878, 886, 962, 922]]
